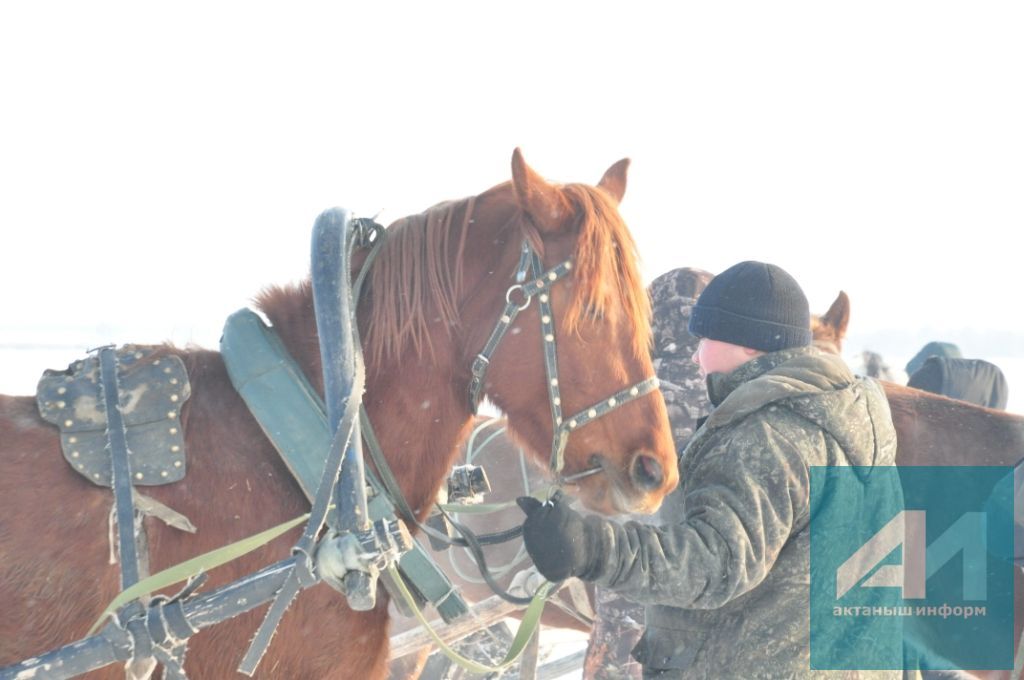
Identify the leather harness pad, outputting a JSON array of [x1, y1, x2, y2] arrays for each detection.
[[36, 346, 190, 486]]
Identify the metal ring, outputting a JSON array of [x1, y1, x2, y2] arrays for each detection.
[[505, 285, 531, 311]]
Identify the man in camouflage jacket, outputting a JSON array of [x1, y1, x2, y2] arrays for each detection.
[[520, 261, 900, 679]]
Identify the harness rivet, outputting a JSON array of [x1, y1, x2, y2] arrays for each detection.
[[551, 378, 558, 386], [542, 315, 551, 324], [167, 411, 176, 419], [545, 334, 554, 342], [501, 315, 511, 323], [170, 394, 179, 402], [64, 419, 73, 427], [539, 294, 549, 303], [170, 378, 179, 385], [564, 262, 572, 270], [171, 445, 181, 452], [71, 451, 80, 458], [556, 416, 562, 424], [154, 360, 161, 365], [169, 427, 178, 435], [164, 366, 172, 374], [608, 397, 617, 407], [161, 470, 169, 478], [588, 409, 597, 418], [548, 272, 557, 281], [174, 460, 182, 467], [93, 473, 101, 480], [569, 420, 577, 429], [57, 386, 67, 395], [536, 280, 545, 288], [56, 400, 65, 408], [76, 463, 84, 470], [135, 472, 143, 480], [69, 436, 77, 444], [630, 387, 639, 396], [554, 397, 561, 406], [134, 352, 144, 359]]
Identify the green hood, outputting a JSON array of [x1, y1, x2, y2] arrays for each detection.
[[705, 346, 894, 468]]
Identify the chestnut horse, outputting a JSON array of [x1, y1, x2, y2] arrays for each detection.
[[0, 150, 678, 679], [813, 291, 1024, 472], [816, 292, 1024, 679]]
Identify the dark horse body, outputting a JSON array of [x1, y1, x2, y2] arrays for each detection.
[[0, 150, 679, 679]]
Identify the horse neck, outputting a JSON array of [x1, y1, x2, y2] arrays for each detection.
[[361, 214, 526, 516], [257, 279, 486, 520]]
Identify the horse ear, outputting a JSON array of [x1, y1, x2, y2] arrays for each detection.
[[511, 148, 572, 234], [821, 291, 851, 340], [597, 158, 630, 204]]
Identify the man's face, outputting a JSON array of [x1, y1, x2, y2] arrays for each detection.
[[692, 337, 761, 378]]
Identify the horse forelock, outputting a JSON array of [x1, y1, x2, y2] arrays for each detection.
[[559, 183, 652, 359]]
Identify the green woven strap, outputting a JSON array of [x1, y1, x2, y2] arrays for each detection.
[[385, 563, 553, 674], [88, 513, 310, 635]]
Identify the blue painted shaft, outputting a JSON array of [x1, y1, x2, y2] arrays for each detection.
[[311, 207, 369, 533]]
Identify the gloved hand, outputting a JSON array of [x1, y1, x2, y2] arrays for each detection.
[[517, 490, 604, 582]]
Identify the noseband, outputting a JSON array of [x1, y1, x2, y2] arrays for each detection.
[[468, 241, 661, 480]]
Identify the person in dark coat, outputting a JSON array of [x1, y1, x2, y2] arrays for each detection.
[[519, 261, 901, 678], [907, 356, 1009, 410], [905, 341, 962, 377]]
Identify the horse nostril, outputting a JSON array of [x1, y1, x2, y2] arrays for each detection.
[[631, 454, 664, 490]]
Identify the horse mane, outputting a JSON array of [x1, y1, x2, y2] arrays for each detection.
[[361, 198, 474, 368], [361, 182, 652, 367]]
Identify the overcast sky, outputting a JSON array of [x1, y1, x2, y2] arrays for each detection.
[[2, 2, 1022, 401]]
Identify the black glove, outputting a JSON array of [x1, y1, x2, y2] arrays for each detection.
[[517, 490, 604, 582]]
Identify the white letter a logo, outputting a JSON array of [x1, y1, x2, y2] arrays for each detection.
[[836, 510, 926, 600]]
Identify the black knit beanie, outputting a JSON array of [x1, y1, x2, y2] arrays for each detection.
[[688, 261, 811, 352]]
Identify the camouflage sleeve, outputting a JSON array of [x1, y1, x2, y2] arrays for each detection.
[[586, 417, 813, 608]]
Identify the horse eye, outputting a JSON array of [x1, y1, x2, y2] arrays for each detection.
[[586, 305, 604, 321]]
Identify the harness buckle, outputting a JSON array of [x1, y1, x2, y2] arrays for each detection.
[[471, 354, 490, 378]]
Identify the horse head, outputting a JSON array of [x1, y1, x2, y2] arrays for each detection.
[[458, 150, 678, 515]]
